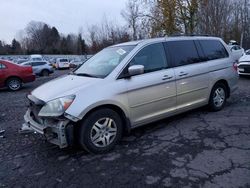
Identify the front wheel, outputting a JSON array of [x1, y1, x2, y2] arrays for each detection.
[[208, 83, 227, 111], [78, 108, 123, 154]]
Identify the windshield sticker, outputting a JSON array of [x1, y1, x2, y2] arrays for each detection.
[[116, 48, 126, 55]]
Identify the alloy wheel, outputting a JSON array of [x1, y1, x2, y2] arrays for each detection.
[[213, 87, 225, 108], [90, 117, 117, 148]]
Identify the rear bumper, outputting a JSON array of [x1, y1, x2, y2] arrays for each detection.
[[23, 108, 73, 148], [58, 63, 70, 68], [23, 75, 36, 83]]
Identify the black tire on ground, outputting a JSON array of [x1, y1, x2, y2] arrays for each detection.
[[208, 83, 227, 111], [41, 69, 49, 76], [6, 77, 22, 91], [78, 108, 123, 154]]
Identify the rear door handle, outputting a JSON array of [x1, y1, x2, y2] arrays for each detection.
[[162, 75, 173, 80]]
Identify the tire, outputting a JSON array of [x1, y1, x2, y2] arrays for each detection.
[[78, 108, 123, 154], [208, 83, 227, 111], [6, 77, 22, 91], [41, 69, 49, 77]]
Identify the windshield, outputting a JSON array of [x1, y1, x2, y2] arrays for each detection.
[[74, 45, 135, 78]]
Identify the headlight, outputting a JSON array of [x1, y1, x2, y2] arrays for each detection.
[[38, 95, 75, 117]]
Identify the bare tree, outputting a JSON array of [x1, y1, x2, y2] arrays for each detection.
[[121, 0, 140, 40]]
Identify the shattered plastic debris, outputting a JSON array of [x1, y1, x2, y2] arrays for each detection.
[[0, 130, 5, 138], [19, 123, 34, 134]]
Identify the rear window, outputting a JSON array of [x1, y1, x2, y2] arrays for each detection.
[[32, 58, 43, 61], [165, 40, 201, 67], [199, 40, 229, 60], [60, 59, 68, 62]]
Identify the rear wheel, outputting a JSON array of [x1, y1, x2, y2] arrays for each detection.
[[78, 108, 123, 154], [41, 69, 49, 76], [6, 78, 22, 91], [209, 83, 227, 111]]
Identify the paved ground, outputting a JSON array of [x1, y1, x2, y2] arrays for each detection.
[[0, 70, 250, 188]]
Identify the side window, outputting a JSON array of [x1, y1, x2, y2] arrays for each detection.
[[0, 63, 6, 69], [32, 62, 45, 66], [31, 62, 37, 66], [38, 62, 46, 66], [130, 43, 168, 73], [199, 40, 229, 60], [165, 40, 200, 67]]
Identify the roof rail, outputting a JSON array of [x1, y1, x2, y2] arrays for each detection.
[[167, 34, 211, 37]]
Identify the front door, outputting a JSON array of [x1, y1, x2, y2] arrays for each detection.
[[125, 43, 177, 126]]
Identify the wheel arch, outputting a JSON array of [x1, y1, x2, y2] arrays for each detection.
[[40, 69, 50, 74], [5, 76, 23, 86], [78, 104, 131, 135], [211, 79, 230, 98]]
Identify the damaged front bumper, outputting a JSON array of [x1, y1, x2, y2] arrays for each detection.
[[23, 108, 73, 148]]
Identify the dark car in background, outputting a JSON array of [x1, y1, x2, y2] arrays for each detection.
[[0, 60, 35, 91]]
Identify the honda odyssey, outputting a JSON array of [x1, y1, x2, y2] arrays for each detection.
[[23, 36, 238, 153]]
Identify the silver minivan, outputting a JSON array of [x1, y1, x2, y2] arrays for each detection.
[[23, 36, 238, 153]]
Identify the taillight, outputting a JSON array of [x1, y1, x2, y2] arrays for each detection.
[[29, 66, 33, 73], [233, 61, 238, 71]]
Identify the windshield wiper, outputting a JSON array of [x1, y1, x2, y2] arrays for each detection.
[[73, 73, 99, 78]]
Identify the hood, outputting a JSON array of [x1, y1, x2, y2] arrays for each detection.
[[32, 75, 100, 102], [239, 55, 250, 62]]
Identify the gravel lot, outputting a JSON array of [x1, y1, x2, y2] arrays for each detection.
[[0, 70, 250, 188]]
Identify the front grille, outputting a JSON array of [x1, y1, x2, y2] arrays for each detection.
[[238, 64, 250, 73]]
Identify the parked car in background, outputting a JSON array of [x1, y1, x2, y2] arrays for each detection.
[[228, 45, 244, 60], [48, 58, 56, 67], [56, 58, 70, 69], [238, 49, 250, 76], [29, 54, 44, 61], [21, 61, 54, 76], [15, 58, 28, 64], [228, 40, 239, 45], [23, 36, 238, 153], [0, 60, 35, 91], [69, 59, 84, 68]]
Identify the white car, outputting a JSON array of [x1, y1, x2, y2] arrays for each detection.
[[70, 59, 83, 68], [228, 45, 244, 60], [238, 49, 250, 75], [29, 54, 44, 61], [56, 58, 70, 69]]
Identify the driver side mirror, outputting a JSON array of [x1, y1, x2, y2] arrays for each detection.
[[128, 65, 144, 76]]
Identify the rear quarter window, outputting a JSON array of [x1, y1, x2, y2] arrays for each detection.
[[199, 40, 229, 60]]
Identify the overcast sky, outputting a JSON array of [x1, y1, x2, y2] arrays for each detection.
[[0, 0, 127, 43]]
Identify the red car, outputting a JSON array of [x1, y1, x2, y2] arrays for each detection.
[[0, 60, 36, 91]]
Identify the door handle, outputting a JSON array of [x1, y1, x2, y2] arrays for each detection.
[[179, 72, 188, 77], [162, 75, 173, 80]]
